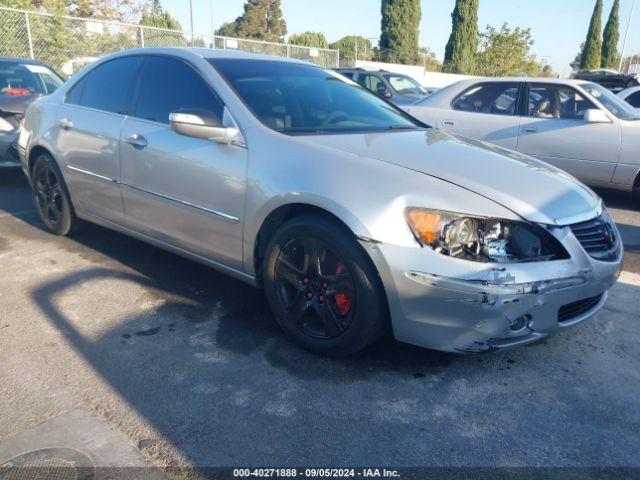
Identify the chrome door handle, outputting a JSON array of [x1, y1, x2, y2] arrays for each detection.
[[124, 134, 148, 149], [57, 118, 73, 130], [522, 127, 538, 133], [442, 120, 455, 126]]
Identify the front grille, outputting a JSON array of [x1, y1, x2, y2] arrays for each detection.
[[570, 213, 620, 261], [558, 294, 603, 322]]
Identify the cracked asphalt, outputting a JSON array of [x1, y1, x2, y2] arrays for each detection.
[[0, 168, 639, 474]]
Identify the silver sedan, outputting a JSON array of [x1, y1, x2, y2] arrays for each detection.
[[405, 77, 640, 192], [617, 85, 640, 109], [18, 49, 623, 355]]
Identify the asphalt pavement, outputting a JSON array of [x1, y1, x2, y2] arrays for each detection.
[[0, 168, 639, 476]]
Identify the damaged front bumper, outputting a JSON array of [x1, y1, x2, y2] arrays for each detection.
[[0, 131, 20, 168], [363, 224, 623, 353]]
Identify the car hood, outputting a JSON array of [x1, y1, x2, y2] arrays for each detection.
[[0, 94, 41, 115], [296, 129, 600, 226]]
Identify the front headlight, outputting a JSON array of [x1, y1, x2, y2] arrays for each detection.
[[405, 208, 569, 263]]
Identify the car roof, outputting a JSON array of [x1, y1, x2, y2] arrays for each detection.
[[449, 76, 590, 86], [106, 47, 311, 65], [336, 68, 402, 75]]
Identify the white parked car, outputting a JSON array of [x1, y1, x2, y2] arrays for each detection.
[[617, 85, 640, 109], [405, 78, 640, 192]]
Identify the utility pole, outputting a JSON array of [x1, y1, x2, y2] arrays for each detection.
[[189, 0, 194, 43], [210, 0, 214, 37], [620, 0, 636, 72]]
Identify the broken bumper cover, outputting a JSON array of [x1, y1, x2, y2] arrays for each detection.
[[364, 228, 623, 353], [0, 132, 20, 168]]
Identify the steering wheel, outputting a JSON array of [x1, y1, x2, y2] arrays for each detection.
[[321, 111, 349, 128]]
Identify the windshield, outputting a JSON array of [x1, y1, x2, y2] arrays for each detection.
[[210, 59, 425, 135], [384, 74, 427, 95], [582, 82, 640, 120], [0, 61, 63, 96]]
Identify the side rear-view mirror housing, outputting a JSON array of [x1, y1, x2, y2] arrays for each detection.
[[169, 108, 239, 144], [584, 108, 611, 123]]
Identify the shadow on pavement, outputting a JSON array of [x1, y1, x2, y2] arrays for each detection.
[[3, 164, 640, 468]]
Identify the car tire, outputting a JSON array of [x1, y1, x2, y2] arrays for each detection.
[[31, 153, 76, 236], [263, 214, 388, 357]]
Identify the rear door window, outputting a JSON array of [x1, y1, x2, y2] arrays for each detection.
[[452, 83, 521, 116], [69, 56, 143, 114], [131, 56, 224, 125]]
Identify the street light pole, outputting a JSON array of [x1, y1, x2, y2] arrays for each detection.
[[620, 0, 636, 72], [189, 0, 194, 43], [210, 0, 214, 37]]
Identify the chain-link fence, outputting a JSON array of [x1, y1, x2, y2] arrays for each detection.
[[0, 6, 339, 76]]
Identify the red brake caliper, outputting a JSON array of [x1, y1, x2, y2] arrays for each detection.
[[333, 263, 352, 316]]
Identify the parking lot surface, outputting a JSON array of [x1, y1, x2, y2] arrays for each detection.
[[1, 169, 639, 472]]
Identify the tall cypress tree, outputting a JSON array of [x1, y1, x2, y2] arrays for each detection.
[[379, 0, 421, 65], [580, 0, 603, 70], [443, 0, 479, 73], [602, 0, 620, 68]]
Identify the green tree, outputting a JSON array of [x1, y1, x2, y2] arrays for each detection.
[[379, 0, 421, 65], [139, 0, 185, 46], [216, 0, 286, 42], [420, 47, 442, 71], [570, 42, 585, 72], [0, 0, 37, 7], [474, 23, 551, 77], [288, 31, 328, 48], [329, 36, 372, 62], [443, 0, 478, 73], [580, 0, 603, 70], [601, 0, 620, 68], [216, 20, 240, 37]]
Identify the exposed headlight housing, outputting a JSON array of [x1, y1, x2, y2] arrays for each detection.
[[0, 116, 16, 133], [405, 208, 569, 263]]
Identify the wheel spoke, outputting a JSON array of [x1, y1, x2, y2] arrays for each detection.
[[302, 238, 324, 276], [47, 202, 61, 223], [44, 167, 53, 188], [35, 177, 46, 194], [36, 191, 47, 208], [315, 302, 343, 337], [277, 256, 304, 287], [287, 291, 309, 324]]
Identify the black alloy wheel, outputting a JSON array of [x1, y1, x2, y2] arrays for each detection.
[[274, 236, 356, 339], [263, 214, 388, 356], [31, 153, 76, 235]]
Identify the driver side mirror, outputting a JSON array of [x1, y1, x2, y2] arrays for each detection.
[[169, 108, 239, 143], [376, 84, 393, 99], [584, 108, 611, 123]]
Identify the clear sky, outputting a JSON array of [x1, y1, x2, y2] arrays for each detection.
[[161, 0, 640, 76]]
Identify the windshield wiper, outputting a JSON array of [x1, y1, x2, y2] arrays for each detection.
[[388, 124, 420, 130]]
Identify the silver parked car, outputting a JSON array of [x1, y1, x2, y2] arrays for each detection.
[[18, 49, 622, 355], [405, 77, 640, 192], [617, 85, 640, 109]]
